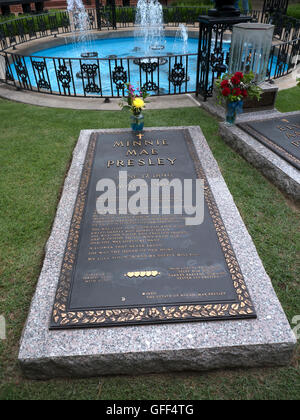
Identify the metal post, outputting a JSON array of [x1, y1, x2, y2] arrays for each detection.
[[196, 20, 213, 101], [107, 0, 117, 30], [95, 0, 102, 31], [196, 10, 252, 101], [111, 0, 117, 30]]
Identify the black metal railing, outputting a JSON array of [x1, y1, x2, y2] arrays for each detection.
[[267, 38, 300, 80], [250, 8, 300, 81], [0, 7, 299, 100], [1, 51, 198, 98]]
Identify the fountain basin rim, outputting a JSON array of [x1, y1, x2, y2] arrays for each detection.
[[0, 28, 232, 55]]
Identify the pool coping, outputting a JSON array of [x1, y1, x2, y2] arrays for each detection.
[[2, 27, 202, 57], [0, 82, 200, 110]]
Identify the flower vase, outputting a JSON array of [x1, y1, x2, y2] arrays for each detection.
[[225, 100, 243, 126], [130, 113, 144, 132]]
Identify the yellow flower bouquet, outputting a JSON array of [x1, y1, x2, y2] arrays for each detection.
[[119, 83, 149, 131], [119, 83, 149, 116]]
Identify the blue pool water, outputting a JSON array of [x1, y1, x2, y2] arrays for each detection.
[[34, 36, 200, 59], [10, 36, 282, 96]]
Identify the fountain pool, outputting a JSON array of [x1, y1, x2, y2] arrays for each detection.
[[32, 36, 199, 60], [10, 35, 204, 96], [8, 32, 285, 98]]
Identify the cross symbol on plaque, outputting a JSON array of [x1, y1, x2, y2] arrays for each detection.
[[136, 133, 144, 140]]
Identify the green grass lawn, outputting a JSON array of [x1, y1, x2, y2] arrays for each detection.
[[287, 4, 300, 20], [276, 86, 300, 113], [0, 88, 299, 400]]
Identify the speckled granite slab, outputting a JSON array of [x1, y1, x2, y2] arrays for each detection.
[[18, 127, 296, 379]]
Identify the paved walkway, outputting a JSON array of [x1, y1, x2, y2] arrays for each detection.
[[0, 83, 201, 109], [1, 65, 298, 110]]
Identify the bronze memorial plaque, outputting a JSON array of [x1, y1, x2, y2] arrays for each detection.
[[238, 114, 300, 170], [50, 129, 256, 329]]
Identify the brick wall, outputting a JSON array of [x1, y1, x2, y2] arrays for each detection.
[[0, 0, 179, 15], [1, 3, 39, 15]]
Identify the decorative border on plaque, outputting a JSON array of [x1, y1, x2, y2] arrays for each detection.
[[238, 122, 300, 170], [51, 129, 256, 329]]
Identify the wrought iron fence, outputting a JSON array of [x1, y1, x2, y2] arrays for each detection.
[[251, 8, 300, 80], [267, 38, 300, 80], [0, 7, 299, 100], [1, 51, 198, 98], [250, 8, 300, 42]]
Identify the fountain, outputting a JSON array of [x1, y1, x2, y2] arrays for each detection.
[[173, 24, 189, 56], [67, 0, 91, 44], [134, 0, 167, 66], [67, 0, 98, 79]]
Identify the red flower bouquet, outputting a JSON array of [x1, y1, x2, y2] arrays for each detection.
[[215, 71, 262, 125], [215, 71, 262, 103]]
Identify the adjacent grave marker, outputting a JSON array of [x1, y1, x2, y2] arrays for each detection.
[[238, 113, 300, 170]]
